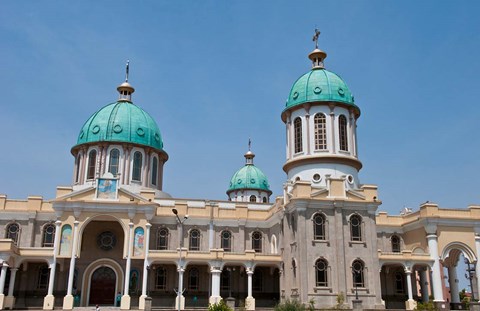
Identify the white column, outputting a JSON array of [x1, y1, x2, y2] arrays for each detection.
[[420, 268, 429, 303], [247, 269, 253, 298], [474, 235, 480, 298], [245, 269, 255, 311], [67, 221, 79, 296], [448, 266, 460, 303], [7, 268, 16, 297], [209, 221, 214, 250], [406, 270, 413, 301], [139, 223, 152, 310], [427, 233, 444, 302], [121, 222, 134, 309], [0, 265, 8, 292], [209, 268, 222, 304], [44, 220, 61, 310]]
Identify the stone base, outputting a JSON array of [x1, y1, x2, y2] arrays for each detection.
[[352, 299, 362, 311], [470, 302, 480, 311], [42, 295, 54, 310], [0, 295, 6, 310], [226, 297, 235, 309], [406, 299, 417, 310], [434, 301, 449, 311], [139, 295, 147, 310], [63, 295, 74, 310], [175, 295, 185, 310], [4, 296, 15, 310], [209, 296, 222, 305], [245, 297, 255, 311], [121, 295, 131, 310]]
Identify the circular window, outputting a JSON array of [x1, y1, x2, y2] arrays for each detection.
[[314, 86, 322, 94], [136, 128, 145, 137], [113, 124, 122, 133], [338, 87, 345, 96], [316, 260, 327, 271], [312, 173, 321, 182], [92, 125, 100, 134], [293, 91, 299, 99], [97, 231, 117, 251], [347, 175, 354, 184], [250, 178, 256, 184], [237, 179, 242, 184]]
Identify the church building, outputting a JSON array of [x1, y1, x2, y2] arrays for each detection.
[[1, 34, 480, 311]]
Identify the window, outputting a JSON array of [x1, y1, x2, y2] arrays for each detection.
[[253, 270, 263, 291], [188, 268, 199, 290], [221, 230, 232, 252], [37, 265, 50, 289], [315, 259, 329, 287], [252, 231, 262, 252], [249, 195, 256, 202], [395, 272, 404, 293], [352, 260, 365, 287], [391, 235, 401, 253], [156, 228, 169, 250], [339, 115, 348, 151], [294, 117, 303, 153], [350, 214, 362, 241], [42, 224, 56, 247], [151, 157, 158, 186], [155, 267, 167, 290], [108, 149, 120, 175], [75, 155, 81, 183], [262, 197, 267, 203], [6, 223, 20, 245], [189, 229, 200, 251], [87, 150, 97, 180], [314, 113, 327, 150], [132, 151, 143, 181], [313, 213, 326, 240]]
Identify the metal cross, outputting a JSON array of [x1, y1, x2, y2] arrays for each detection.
[[312, 28, 321, 49], [248, 138, 252, 151], [125, 60, 130, 82]]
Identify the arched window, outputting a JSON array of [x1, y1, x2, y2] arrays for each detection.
[[391, 235, 401, 253], [294, 117, 303, 153], [5, 223, 20, 245], [189, 229, 200, 251], [37, 265, 50, 289], [313, 213, 326, 240], [350, 214, 362, 241], [252, 231, 262, 252], [315, 258, 329, 287], [221, 230, 232, 252], [249, 195, 256, 202], [339, 115, 348, 151], [87, 150, 97, 180], [132, 151, 143, 181], [156, 228, 169, 250], [151, 157, 158, 186], [188, 268, 199, 290], [314, 113, 327, 150], [42, 223, 56, 247], [352, 260, 365, 288], [108, 149, 120, 176], [75, 154, 81, 183], [262, 197, 267, 203], [395, 271, 404, 293], [155, 266, 167, 290]]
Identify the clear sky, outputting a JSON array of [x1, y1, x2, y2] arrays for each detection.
[[1, 1, 480, 216]]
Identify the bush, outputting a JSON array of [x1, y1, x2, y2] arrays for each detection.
[[209, 300, 233, 311], [275, 299, 306, 311], [414, 301, 437, 311]]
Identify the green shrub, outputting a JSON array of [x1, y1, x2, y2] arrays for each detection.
[[209, 300, 233, 311], [274, 299, 306, 311], [414, 301, 437, 311]]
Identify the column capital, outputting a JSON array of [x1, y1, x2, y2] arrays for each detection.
[[55, 220, 62, 226], [146, 223, 152, 228], [129, 222, 134, 227], [73, 220, 80, 226]]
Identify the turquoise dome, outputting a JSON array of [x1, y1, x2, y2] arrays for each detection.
[[285, 68, 359, 111], [75, 101, 164, 151], [227, 164, 271, 194]]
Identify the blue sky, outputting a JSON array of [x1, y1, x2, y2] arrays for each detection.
[[1, 1, 480, 216]]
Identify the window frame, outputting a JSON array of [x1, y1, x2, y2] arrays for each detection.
[[294, 117, 303, 154], [315, 258, 329, 287], [42, 223, 56, 247], [132, 151, 143, 182], [339, 115, 349, 152], [108, 148, 121, 176], [349, 214, 363, 242], [252, 231, 262, 253], [86, 149, 98, 180], [5, 223, 20, 245], [352, 260, 365, 288], [189, 229, 200, 251], [156, 227, 169, 250], [313, 213, 327, 240], [220, 230, 232, 252], [314, 113, 327, 150]]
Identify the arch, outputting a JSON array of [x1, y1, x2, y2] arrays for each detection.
[[441, 241, 477, 264], [249, 195, 256, 202], [314, 113, 327, 150], [294, 117, 303, 153], [82, 258, 124, 306]]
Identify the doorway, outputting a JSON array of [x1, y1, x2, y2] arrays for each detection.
[[89, 267, 116, 305]]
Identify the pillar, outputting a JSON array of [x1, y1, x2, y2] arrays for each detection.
[[448, 266, 460, 303], [44, 220, 61, 310], [474, 235, 480, 299], [209, 268, 222, 304], [0, 265, 9, 309], [427, 233, 444, 302], [245, 268, 255, 311], [139, 223, 152, 310], [405, 269, 416, 310], [420, 268, 429, 303], [63, 220, 79, 310], [121, 222, 134, 310], [4, 268, 17, 309]]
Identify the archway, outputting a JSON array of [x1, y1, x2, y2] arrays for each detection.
[[89, 267, 116, 305]]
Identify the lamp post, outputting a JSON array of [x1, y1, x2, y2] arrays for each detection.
[[173, 209, 188, 311], [465, 258, 476, 301]]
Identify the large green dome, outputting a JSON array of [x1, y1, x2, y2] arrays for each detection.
[[74, 101, 164, 151], [285, 68, 358, 111]]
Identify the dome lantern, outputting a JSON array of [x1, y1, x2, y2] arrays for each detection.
[[117, 60, 135, 102], [309, 29, 327, 69]]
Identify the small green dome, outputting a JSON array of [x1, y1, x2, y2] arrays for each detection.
[[75, 101, 164, 150], [227, 164, 271, 193], [285, 68, 358, 111]]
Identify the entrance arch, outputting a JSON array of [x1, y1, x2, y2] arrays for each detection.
[[82, 259, 124, 306], [89, 267, 116, 305]]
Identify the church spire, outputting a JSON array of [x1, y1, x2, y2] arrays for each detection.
[[117, 60, 135, 102], [308, 29, 327, 69]]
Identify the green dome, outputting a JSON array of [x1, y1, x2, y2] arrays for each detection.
[[285, 68, 358, 111], [75, 101, 164, 150], [227, 164, 271, 194]]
